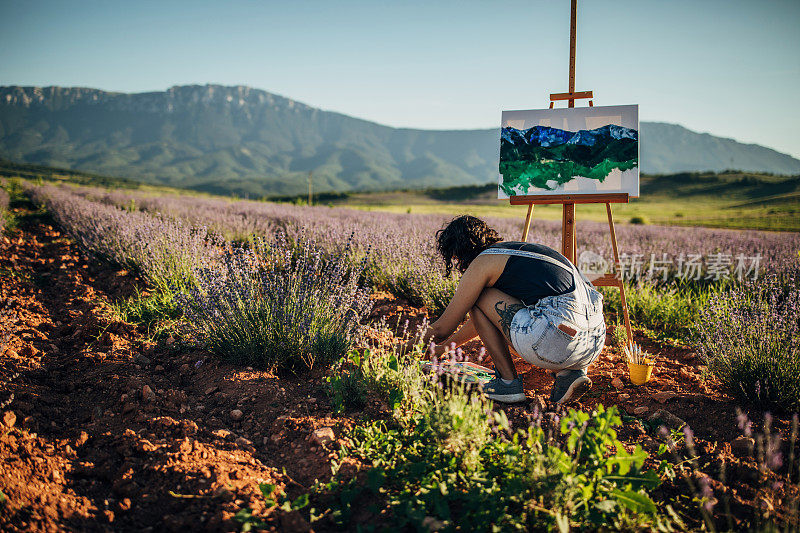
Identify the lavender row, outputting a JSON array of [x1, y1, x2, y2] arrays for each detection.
[[27, 184, 215, 291], [69, 184, 799, 289]]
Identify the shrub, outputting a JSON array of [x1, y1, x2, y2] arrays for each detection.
[[323, 404, 673, 531], [602, 280, 720, 344], [177, 234, 372, 372], [612, 321, 629, 352], [629, 215, 649, 225], [696, 269, 800, 413], [325, 350, 368, 412], [319, 334, 673, 530]]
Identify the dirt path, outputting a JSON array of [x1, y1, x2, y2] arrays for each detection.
[[0, 204, 341, 531]]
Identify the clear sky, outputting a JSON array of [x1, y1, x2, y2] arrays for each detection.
[[1, 0, 799, 157]]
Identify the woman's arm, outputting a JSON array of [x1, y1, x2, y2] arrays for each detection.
[[431, 318, 478, 357], [426, 254, 502, 344]]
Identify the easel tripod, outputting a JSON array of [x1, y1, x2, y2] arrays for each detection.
[[511, 0, 633, 342]]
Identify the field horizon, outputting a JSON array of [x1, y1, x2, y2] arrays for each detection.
[[3, 158, 798, 233]]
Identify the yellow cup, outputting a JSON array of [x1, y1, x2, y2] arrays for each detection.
[[628, 359, 655, 385]]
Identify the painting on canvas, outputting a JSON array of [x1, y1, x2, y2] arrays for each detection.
[[498, 104, 639, 198]]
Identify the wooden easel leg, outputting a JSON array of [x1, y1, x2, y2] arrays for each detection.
[[618, 280, 633, 344], [562, 203, 575, 262], [521, 204, 534, 242], [605, 203, 633, 342]]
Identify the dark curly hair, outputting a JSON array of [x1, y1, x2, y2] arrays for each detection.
[[436, 215, 502, 277]]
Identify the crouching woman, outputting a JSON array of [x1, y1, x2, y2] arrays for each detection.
[[424, 215, 606, 404]]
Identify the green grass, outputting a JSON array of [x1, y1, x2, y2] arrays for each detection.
[[109, 287, 183, 341], [334, 171, 800, 232], [601, 281, 723, 345]]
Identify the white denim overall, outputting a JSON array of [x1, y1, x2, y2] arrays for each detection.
[[481, 248, 606, 371]]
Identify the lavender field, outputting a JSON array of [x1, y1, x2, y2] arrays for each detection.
[[50, 183, 797, 316], [0, 179, 797, 531]]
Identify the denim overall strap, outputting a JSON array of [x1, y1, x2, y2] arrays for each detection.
[[480, 248, 574, 273], [481, 248, 596, 320]]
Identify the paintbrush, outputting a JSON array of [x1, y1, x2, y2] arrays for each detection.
[[623, 341, 653, 365]]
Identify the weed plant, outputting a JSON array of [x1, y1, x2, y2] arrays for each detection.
[[178, 234, 372, 372], [696, 268, 800, 413], [0, 188, 9, 233], [323, 401, 675, 531], [325, 350, 369, 411], [321, 334, 674, 530], [110, 286, 183, 340]]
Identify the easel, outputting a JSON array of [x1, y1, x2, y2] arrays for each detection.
[[510, 0, 633, 342]]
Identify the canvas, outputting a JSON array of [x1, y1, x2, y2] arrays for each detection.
[[498, 104, 639, 198]]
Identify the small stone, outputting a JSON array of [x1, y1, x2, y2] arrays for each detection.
[[20, 344, 39, 358], [142, 385, 156, 402], [154, 365, 164, 372], [213, 429, 232, 439], [421, 516, 446, 531], [652, 391, 678, 404], [611, 377, 624, 390], [134, 354, 151, 366], [312, 427, 335, 446], [529, 395, 547, 413], [618, 393, 630, 401], [75, 431, 89, 446], [3, 411, 16, 428], [205, 386, 219, 396], [230, 409, 243, 421], [633, 406, 649, 415], [235, 436, 252, 447], [648, 409, 686, 430], [736, 463, 761, 485], [731, 436, 755, 458], [212, 486, 232, 500], [263, 436, 270, 446], [165, 335, 176, 345]]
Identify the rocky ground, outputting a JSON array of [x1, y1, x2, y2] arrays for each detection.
[[1, 202, 798, 531]]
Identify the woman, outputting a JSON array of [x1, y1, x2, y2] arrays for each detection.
[[425, 215, 605, 404]]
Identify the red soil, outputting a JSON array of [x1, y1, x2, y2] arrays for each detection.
[[1, 204, 797, 531]]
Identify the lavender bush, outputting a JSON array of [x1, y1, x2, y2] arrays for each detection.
[[177, 234, 372, 372], [696, 268, 800, 413]]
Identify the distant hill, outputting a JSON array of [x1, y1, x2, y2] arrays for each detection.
[[2, 85, 799, 197]]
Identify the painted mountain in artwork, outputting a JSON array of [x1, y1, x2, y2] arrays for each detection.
[[499, 124, 638, 195]]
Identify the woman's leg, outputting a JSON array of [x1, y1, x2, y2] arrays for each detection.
[[470, 288, 526, 380]]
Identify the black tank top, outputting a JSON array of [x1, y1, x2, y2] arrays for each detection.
[[486, 242, 574, 306]]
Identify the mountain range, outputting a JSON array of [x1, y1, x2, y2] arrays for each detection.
[[1, 85, 798, 197]]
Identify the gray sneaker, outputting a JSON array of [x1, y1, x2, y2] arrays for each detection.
[[483, 370, 526, 403], [550, 369, 592, 404]]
